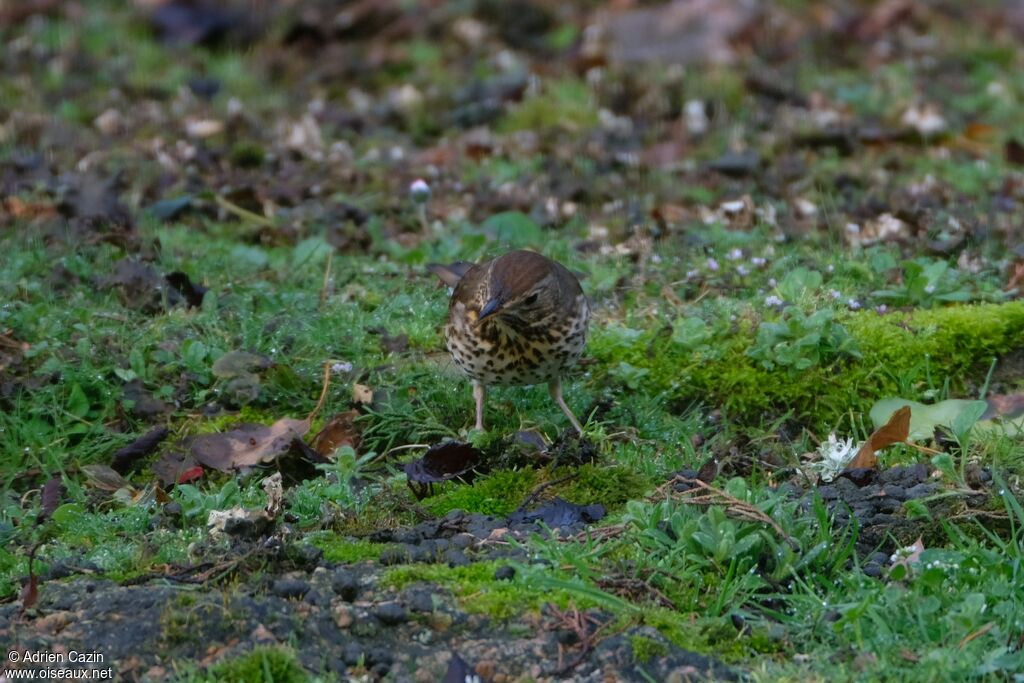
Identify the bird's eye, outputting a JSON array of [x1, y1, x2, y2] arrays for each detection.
[[523, 293, 539, 306]]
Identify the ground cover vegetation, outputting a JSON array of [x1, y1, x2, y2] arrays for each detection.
[[2, 1, 1024, 681]]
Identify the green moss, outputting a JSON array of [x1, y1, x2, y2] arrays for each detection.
[[591, 301, 1024, 428], [629, 634, 669, 663], [383, 562, 590, 620], [554, 464, 652, 509], [309, 536, 398, 563], [499, 79, 598, 133], [422, 469, 541, 517], [205, 647, 308, 683]]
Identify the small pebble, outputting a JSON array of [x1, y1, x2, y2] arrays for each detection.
[[375, 602, 408, 626], [331, 569, 359, 601], [271, 579, 310, 599]]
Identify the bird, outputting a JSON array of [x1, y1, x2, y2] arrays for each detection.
[[427, 250, 590, 434]]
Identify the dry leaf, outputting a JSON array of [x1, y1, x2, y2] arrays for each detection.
[[311, 410, 361, 456], [849, 405, 911, 469], [262, 472, 283, 519], [189, 418, 311, 472], [38, 477, 64, 523], [82, 464, 131, 492], [352, 384, 374, 405]]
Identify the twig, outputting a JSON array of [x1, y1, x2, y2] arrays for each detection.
[[215, 195, 276, 229], [307, 361, 336, 422], [319, 252, 333, 306]]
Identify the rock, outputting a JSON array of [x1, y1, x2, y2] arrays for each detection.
[[271, 579, 310, 599], [863, 562, 884, 578], [443, 549, 471, 568], [406, 589, 435, 614], [331, 569, 359, 602], [450, 532, 476, 550], [375, 602, 408, 626]]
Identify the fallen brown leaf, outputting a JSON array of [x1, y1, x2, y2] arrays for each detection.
[[311, 410, 361, 456], [189, 418, 311, 473], [849, 405, 911, 469]]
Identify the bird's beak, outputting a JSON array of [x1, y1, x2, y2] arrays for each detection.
[[476, 298, 502, 325]]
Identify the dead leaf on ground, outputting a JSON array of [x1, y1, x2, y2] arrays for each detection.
[[1005, 138, 1024, 166], [405, 441, 482, 499], [426, 261, 474, 288], [352, 383, 374, 405], [110, 426, 170, 473], [849, 405, 911, 469], [189, 418, 311, 473], [164, 271, 208, 308], [310, 410, 361, 456], [212, 350, 273, 378], [262, 472, 283, 519], [38, 477, 64, 524], [82, 464, 131, 492], [982, 393, 1024, 420], [599, 0, 759, 65]]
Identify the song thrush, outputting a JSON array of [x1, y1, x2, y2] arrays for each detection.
[[428, 250, 590, 433]]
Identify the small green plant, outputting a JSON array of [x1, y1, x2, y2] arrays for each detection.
[[312, 445, 379, 513], [746, 306, 861, 373], [872, 258, 973, 307]]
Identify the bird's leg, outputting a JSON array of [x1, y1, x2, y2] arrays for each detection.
[[548, 378, 584, 435], [473, 380, 486, 431]]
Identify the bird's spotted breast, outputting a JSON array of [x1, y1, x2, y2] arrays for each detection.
[[445, 294, 588, 386]]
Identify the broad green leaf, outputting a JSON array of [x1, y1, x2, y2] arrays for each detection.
[[870, 397, 988, 441]]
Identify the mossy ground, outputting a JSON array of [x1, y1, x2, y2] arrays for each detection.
[[2, 1, 1024, 681]]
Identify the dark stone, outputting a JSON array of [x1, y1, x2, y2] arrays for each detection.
[[863, 562, 884, 578], [331, 569, 359, 601], [881, 485, 907, 501], [406, 590, 435, 614], [906, 483, 937, 499], [294, 544, 323, 567], [443, 549, 471, 568], [392, 528, 422, 545], [374, 602, 408, 626], [817, 485, 839, 500], [838, 467, 877, 487], [450, 533, 476, 550], [271, 579, 310, 599], [304, 590, 330, 607], [494, 565, 516, 581]]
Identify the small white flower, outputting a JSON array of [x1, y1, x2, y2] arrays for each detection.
[[924, 284, 936, 294], [814, 433, 859, 482], [331, 361, 354, 374], [727, 248, 743, 260], [876, 305, 888, 314], [409, 178, 431, 203], [686, 269, 700, 279], [829, 289, 842, 300], [847, 298, 861, 310], [736, 264, 749, 276], [751, 256, 767, 266], [706, 257, 720, 271], [764, 294, 784, 307]]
